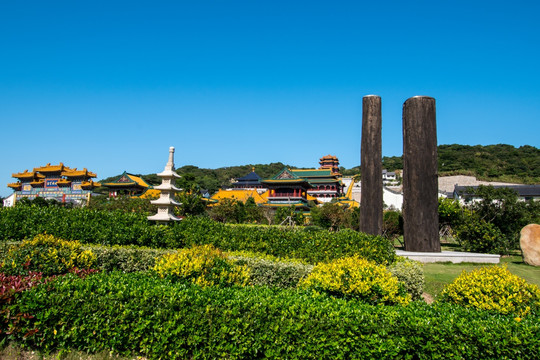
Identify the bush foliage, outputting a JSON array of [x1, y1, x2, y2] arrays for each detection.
[[87, 244, 172, 273], [388, 257, 424, 300], [439, 265, 540, 317], [299, 256, 410, 305], [153, 245, 250, 287], [229, 251, 314, 288], [0, 234, 96, 276], [5, 272, 539, 359]]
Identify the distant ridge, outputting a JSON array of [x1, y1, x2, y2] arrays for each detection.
[[382, 144, 539, 185], [98, 144, 539, 194]]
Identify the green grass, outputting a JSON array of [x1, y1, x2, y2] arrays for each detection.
[[423, 255, 540, 298]]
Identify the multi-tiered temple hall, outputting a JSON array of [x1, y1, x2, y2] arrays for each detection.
[[8, 163, 100, 205]]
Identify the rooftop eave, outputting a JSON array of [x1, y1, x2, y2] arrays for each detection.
[[156, 170, 182, 178]]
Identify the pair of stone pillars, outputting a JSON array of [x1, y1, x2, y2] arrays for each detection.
[[359, 95, 440, 252]]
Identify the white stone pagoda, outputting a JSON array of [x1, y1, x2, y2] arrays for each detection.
[[147, 147, 182, 222]]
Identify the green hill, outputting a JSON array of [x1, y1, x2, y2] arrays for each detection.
[[98, 144, 539, 194], [382, 144, 539, 184]]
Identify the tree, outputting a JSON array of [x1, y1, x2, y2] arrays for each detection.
[[177, 191, 206, 217], [310, 203, 354, 231], [208, 198, 245, 223], [438, 198, 464, 229], [274, 206, 304, 226], [382, 210, 403, 240], [456, 185, 540, 254], [244, 197, 263, 223]]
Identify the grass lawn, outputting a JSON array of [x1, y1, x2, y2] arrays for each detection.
[[423, 255, 540, 297]]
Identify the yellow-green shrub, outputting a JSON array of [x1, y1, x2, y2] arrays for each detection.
[[298, 256, 410, 305], [0, 234, 96, 276], [439, 265, 540, 316], [153, 244, 249, 287]]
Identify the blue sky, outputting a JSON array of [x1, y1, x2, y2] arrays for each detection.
[[1, 0, 539, 197]]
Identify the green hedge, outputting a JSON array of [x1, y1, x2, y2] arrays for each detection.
[[0, 206, 175, 248], [6, 272, 539, 359], [0, 206, 395, 264]]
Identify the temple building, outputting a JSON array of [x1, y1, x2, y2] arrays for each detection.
[[319, 154, 340, 173], [7, 163, 100, 205], [232, 168, 265, 190], [102, 171, 154, 197], [290, 169, 344, 203], [260, 168, 315, 211], [207, 155, 351, 210]]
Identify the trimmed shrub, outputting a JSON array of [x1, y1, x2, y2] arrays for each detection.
[[0, 206, 177, 248], [153, 245, 249, 287], [439, 265, 540, 317], [0, 234, 96, 276], [178, 218, 395, 264], [299, 256, 410, 305], [87, 245, 172, 273], [0, 207, 395, 265], [387, 257, 424, 300], [7, 272, 540, 359], [229, 251, 313, 288]]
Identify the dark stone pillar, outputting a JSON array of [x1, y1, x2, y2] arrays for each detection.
[[360, 95, 383, 235], [402, 96, 440, 252]]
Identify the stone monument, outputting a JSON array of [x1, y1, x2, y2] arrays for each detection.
[[360, 95, 383, 235], [520, 224, 540, 266], [147, 147, 182, 223], [402, 96, 440, 252]]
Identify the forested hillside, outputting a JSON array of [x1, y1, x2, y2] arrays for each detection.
[[383, 144, 539, 184], [99, 163, 292, 194], [98, 144, 539, 193]]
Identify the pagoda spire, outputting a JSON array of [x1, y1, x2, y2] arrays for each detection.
[[166, 146, 175, 171], [147, 147, 182, 223]]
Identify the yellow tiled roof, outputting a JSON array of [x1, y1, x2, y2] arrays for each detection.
[[12, 170, 35, 179], [34, 163, 71, 173], [210, 189, 268, 205], [81, 180, 101, 188], [62, 168, 97, 178], [127, 174, 151, 188], [138, 189, 161, 199], [7, 182, 22, 189]]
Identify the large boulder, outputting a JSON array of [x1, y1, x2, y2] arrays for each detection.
[[520, 224, 540, 266]]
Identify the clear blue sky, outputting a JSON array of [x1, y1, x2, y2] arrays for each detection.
[[1, 0, 539, 197]]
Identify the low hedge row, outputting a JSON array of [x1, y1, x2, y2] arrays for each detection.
[[5, 272, 539, 359], [0, 206, 395, 264], [2, 238, 422, 296]]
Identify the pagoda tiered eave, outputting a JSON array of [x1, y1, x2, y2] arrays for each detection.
[[150, 198, 181, 206], [147, 147, 182, 223], [153, 183, 182, 191], [156, 170, 182, 178], [147, 213, 182, 222]]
